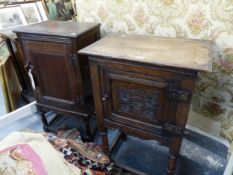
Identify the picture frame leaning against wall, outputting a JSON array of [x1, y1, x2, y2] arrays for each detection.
[[0, 6, 27, 29], [20, 2, 42, 24]]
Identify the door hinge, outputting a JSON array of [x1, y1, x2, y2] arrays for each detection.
[[69, 54, 79, 66], [163, 123, 183, 135], [167, 87, 190, 102], [166, 82, 191, 102]]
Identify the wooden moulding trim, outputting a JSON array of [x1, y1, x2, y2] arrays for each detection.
[[104, 119, 171, 146], [36, 103, 90, 118], [87, 56, 198, 78], [17, 34, 72, 44]]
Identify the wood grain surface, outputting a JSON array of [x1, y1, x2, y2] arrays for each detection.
[[79, 34, 212, 72], [14, 21, 100, 38]]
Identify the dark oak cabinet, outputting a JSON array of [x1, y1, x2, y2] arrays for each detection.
[[79, 34, 212, 174], [14, 21, 100, 135]]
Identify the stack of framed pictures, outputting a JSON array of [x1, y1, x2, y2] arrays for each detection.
[[0, 1, 48, 29], [0, 1, 48, 109], [0, 40, 21, 114]]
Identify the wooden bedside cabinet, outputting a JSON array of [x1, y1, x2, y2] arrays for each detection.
[[79, 34, 212, 174], [14, 21, 100, 137]]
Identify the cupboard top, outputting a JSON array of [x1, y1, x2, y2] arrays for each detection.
[[79, 34, 212, 72], [13, 21, 100, 38]]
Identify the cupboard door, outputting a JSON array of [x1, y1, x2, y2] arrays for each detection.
[[24, 41, 82, 111], [100, 68, 181, 128]]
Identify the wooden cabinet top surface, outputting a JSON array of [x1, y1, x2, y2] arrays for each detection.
[[13, 21, 100, 38], [79, 34, 212, 72]]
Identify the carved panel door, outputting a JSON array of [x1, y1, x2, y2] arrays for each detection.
[[100, 68, 180, 128], [23, 40, 81, 111]]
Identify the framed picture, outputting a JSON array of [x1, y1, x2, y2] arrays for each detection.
[[0, 0, 24, 4], [20, 3, 42, 24], [0, 6, 27, 29], [0, 40, 21, 113], [36, 1, 48, 21], [0, 40, 10, 62], [43, 0, 75, 20]]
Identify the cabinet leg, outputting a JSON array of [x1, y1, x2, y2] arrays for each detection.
[[84, 117, 91, 140], [41, 112, 49, 132], [101, 129, 109, 155], [120, 132, 128, 141], [167, 137, 182, 175], [167, 150, 178, 175]]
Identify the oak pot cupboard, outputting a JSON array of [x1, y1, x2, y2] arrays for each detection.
[[79, 34, 212, 175], [14, 21, 100, 137]]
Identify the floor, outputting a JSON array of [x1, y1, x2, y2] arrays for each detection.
[[0, 108, 229, 175], [52, 115, 228, 175]]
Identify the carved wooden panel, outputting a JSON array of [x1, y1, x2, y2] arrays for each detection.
[[117, 87, 161, 119], [102, 71, 168, 125]]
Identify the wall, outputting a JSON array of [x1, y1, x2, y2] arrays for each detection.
[[76, 0, 233, 142]]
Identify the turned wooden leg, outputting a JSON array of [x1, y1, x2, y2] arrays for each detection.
[[120, 132, 128, 141], [100, 128, 109, 155], [90, 62, 109, 154], [84, 117, 91, 140], [167, 137, 182, 175], [167, 150, 179, 175], [41, 112, 49, 132]]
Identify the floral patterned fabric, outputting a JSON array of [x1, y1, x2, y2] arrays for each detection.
[[0, 144, 47, 175], [43, 129, 111, 175], [0, 132, 81, 175], [76, 0, 233, 141]]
